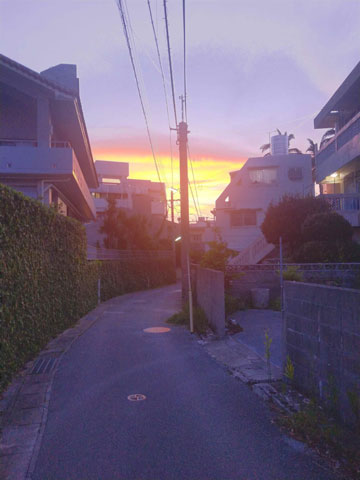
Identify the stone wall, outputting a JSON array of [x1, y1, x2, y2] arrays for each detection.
[[284, 281, 360, 425], [195, 266, 225, 337]]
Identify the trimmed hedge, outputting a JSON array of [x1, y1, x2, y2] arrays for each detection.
[[0, 185, 175, 391]]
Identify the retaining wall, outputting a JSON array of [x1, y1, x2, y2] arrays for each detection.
[[195, 266, 225, 337], [284, 281, 360, 425]]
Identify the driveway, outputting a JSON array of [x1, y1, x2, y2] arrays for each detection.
[[231, 309, 283, 368]]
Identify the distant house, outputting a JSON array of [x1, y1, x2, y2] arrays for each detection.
[[189, 217, 216, 254], [314, 61, 360, 234], [0, 54, 98, 221], [215, 138, 313, 264], [86, 160, 171, 249]]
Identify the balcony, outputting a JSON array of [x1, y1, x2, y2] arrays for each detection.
[[319, 193, 360, 227], [315, 111, 360, 182], [0, 141, 95, 220]]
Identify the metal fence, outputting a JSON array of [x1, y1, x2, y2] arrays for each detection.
[[87, 245, 173, 261], [226, 263, 360, 274]]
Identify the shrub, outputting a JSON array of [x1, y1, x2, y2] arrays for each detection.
[[281, 266, 304, 282]]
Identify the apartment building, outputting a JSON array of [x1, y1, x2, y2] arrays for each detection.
[[314, 61, 360, 232], [0, 54, 97, 221]]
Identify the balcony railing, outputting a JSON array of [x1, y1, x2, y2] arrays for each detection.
[[315, 110, 360, 166], [0, 139, 71, 148], [320, 193, 360, 211]]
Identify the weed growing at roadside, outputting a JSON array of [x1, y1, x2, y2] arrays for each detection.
[[167, 303, 209, 334], [264, 329, 273, 380]]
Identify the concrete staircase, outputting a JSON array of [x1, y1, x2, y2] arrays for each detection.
[[230, 234, 274, 265]]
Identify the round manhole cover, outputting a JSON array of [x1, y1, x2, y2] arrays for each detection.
[[143, 327, 170, 333], [127, 394, 146, 402]]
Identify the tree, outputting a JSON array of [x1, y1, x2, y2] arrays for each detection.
[[200, 241, 237, 272], [100, 199, 155, 250], [293, 212, 360, 263], [319, 128, 335, 149], [302, 212, 353, 244], [261, 195, 330, 253]]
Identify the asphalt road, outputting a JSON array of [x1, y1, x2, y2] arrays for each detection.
[[33, 284, 336, 480]]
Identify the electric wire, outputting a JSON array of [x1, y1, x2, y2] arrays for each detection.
[[182, 0, 187, 122], [116, 0, 162, 183], [147, 0, 175, 187], [163, 0, 178, 127], [188, 144, 202, 217], [124, 0, 169, 185]]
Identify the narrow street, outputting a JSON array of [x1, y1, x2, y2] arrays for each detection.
[[32, 284, 335, 480]]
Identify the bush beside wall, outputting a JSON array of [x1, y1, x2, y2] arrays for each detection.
[[0, 185, 175, 391]]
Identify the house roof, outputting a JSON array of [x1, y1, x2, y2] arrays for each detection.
[[314, 61, 360, 129]]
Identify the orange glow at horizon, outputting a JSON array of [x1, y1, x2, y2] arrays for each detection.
[[92, 147, 246, 220]]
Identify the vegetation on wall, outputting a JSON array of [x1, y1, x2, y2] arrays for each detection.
[[0, 185, 175, 392]]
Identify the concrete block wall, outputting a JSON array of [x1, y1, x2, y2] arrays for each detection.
[[230, 267, 360, 303], [195, 266, 225, 337], [284, 281, 360, 425]]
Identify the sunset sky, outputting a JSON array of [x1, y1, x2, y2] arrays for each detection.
[[1, 0, 360, 220]]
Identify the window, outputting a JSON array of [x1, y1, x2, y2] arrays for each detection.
[[288, 167, 303, 181], [249, 167, 277, 184], [230, 209, 257, 227]]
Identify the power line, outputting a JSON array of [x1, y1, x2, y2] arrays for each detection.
[[147, 0, 175, 187], [116, 0, 162, 183], [188, 144, 202, 217], [182, 0, 187, 122], [163, 0, 178, 126]]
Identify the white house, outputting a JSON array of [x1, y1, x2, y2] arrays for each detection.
[[0, 54, 97, 221], [215, 140, 313, 264], [314, 61, 360, 233]]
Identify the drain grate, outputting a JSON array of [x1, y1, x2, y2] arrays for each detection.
[[30, 356, 58, 375]]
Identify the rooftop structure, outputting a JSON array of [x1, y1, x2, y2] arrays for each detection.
[[0, 54, 97, 221]]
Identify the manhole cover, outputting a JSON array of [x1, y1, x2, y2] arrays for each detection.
[[143, 327, 170, 333], [127, 394, 146, 402]]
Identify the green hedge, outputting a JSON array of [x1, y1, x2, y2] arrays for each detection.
[[0, 185, 175, 391]]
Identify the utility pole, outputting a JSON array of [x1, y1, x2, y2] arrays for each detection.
[[170, 189, 175, 224], [178, 116, 189, 302]]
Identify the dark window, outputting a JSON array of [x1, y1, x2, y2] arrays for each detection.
[[288, 167, 303, 181], [230, 210, 257, 226]]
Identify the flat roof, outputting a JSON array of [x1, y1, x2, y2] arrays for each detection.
[[314, 61, 360, 129]]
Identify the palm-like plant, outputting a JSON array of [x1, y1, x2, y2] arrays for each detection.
[[319, 129, 335, 149], [260, 129, 301, 155]]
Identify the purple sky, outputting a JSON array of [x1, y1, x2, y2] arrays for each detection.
[[1, 0, 360, 217]]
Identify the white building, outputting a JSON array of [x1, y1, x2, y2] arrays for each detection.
[[0, 54, 97, 221], [86, 160, 168, 248], [91, 160, 166, 217], [215, 148, 313, 264]]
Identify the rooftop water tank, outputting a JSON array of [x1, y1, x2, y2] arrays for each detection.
[[271, 134, 288, 155]]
